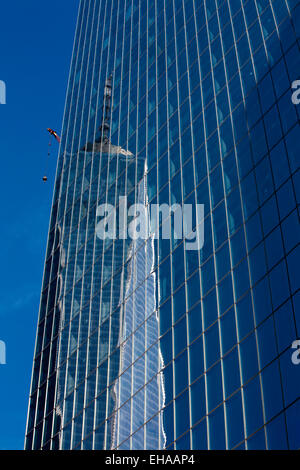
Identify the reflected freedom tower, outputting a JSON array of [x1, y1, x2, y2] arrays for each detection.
[[26, 0, 300, 450]]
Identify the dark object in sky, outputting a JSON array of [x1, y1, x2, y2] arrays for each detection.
[[43, 128, 61, 182], [47, 128, 61, 143]]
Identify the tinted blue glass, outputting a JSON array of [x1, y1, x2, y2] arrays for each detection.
[[286, 399, 300, 450], [267, 413, 288, 450], [262, 361, 284, 422], [223, 348, 240, 399], [226, 391, 244, 449], [220, 308, 237, 355], [280, 349, 300, 407], [191, 377, 206, 426], [236, 293, 255, 339], [209, 405, 226, 450], [244, 377, 264, 437], [26, 0, 300, 451]]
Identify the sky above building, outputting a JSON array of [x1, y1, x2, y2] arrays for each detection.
[[0, 1, 79, 449]]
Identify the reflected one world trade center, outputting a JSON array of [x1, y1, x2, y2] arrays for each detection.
[[26, 0, 300, 450]]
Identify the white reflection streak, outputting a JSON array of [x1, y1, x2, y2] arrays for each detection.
[[112, 166, 166, 449]]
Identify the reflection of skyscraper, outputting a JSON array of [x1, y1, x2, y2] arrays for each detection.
[[26, 0, 300, 450], [111, 170, 166, 450]]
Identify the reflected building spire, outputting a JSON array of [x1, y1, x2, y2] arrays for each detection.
[[83, 74, 133, 158], [97, 74, 112, 145]]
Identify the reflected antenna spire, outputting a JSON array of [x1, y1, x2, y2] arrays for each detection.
[[97, 74, 112, 144]]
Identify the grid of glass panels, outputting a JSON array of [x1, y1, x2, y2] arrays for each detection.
[[25, 0, 300, 450]]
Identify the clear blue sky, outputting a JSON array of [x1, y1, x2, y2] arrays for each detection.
[[0, 1, 79, 449]]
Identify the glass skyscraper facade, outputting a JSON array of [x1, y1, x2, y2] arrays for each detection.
[[25, 0, 300, 450]]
